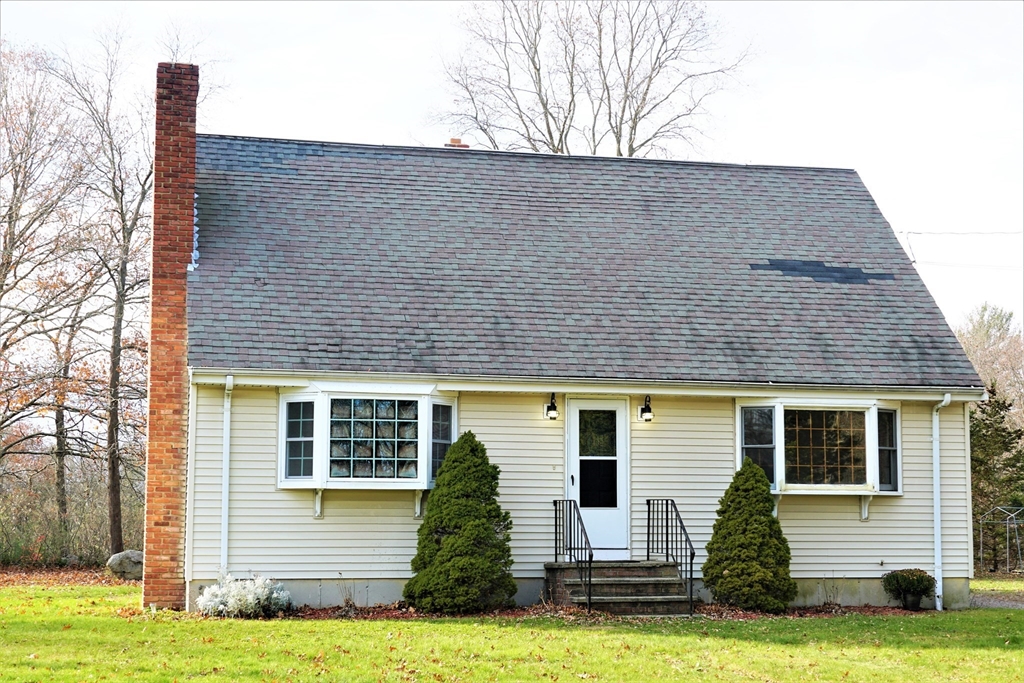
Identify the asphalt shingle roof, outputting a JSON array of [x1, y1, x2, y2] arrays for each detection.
[[187, 134, 981, 388]]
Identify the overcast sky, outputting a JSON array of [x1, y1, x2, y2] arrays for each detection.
[[4, 0, 1022, 329]]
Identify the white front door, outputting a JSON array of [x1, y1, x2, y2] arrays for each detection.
[[567, 398, 629, 560]]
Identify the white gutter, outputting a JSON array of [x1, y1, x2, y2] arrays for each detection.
[[219, 375, 233, 570], [932, 392, 951, 611], [188, 367, 987, 403]]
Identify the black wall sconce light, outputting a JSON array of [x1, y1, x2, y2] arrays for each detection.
[[638, 395, 654, 422], [545, 393, 559, 420]]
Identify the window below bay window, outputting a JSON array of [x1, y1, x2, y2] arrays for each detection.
[[279, 386, 456, 490], [737, 401, 901, 494]]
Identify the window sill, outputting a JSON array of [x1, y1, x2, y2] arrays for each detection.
[[278, 479, 427, 490], [776, 485, 899, 496]]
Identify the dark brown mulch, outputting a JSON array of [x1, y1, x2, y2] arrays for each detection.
[[294, 600, 921, 622], [0, 566, 136, 587], [697, 603, 921, 621], [294, 601, 574, 622]]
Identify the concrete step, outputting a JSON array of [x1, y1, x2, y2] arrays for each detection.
[[546, 561, 679, 579], [564, 576, 690, 597], [570, 594, 698, 616]]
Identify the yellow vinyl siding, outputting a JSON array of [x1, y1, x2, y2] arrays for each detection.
[[629, 396, 736, 571], [776, 403, 971, 579], [190, 386, 224, 578], [191, 388, 420, 580], [457, 393, 565, 578], [187, 389, 972, 584]]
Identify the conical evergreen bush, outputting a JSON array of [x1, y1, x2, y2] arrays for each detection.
[[702, 458, 797, 613], [403, 431, 517, 613]]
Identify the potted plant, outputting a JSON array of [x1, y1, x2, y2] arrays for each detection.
[[881, 568, 936, 610]]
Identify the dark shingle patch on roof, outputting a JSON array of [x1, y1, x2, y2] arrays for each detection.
[[750, 260, 895, 284], [186, 135, 981, 388]]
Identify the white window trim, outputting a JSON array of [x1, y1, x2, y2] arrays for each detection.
[[428, 395, 458, 489], [876, 402, 902, 494], [277, 384, 456, 490], [735, 398, 903, 496]]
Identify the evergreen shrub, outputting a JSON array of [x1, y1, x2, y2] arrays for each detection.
[[702, 458, 797, 613], [403, 430, 517, 613], [881, 568, 936, 607]]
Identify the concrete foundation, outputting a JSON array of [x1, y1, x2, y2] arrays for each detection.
[[186, 575, 969, 612], [187, 577, 545, 611], [791, 577, 970, 610]]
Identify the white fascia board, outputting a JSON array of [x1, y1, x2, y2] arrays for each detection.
[[188, 367, 986, 402], [191, 371, 310, 388], [308, 380, 437, 395]]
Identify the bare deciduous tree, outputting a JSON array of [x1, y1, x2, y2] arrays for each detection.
[[1, 42, 88, 466], [443, 0, 743, 157], [957, 304, 1024, 430], [49, 32, 153, 555]]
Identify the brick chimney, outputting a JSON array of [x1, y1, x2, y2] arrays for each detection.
[[144, 63, 198, 609]]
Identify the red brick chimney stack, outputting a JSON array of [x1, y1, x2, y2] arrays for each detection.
[[144, 63, 198, 609]]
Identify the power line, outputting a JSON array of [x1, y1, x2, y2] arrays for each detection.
[[902, 231, 1024, 237], [915, 261, 1023, 271]]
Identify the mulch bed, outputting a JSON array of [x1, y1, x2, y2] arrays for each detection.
[[0, 566, 137, 587], [698, 603, 920, 620], [293, 600, 920, 623]]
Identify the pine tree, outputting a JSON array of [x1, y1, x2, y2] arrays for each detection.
[[403, 431, 517, 613], [971, 385, 1024, 570], [702, 458, 797, 613]]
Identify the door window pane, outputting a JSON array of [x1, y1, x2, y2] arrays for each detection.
[[579, 410, 616, 457], [578, 410, 616, 507], [580, 459, 617, 508]]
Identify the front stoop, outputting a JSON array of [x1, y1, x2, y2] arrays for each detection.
[[545, 561, 701, 616]]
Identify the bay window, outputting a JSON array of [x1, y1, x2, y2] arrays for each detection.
[[737, 401, 901, 494], [279, 386, 456, 489]]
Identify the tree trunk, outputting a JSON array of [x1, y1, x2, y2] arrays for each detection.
[[106, 260, 127, 556], [54, 402, 69, 559]]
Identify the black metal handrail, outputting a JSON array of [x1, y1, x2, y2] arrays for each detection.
[[553, 499, 593, 610], [647, 498, 697, 616]]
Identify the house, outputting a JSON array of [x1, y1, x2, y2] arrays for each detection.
[[144, 63, 984, 612]]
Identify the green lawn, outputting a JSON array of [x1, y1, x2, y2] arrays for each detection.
[[0, 584, 1021, 682], [972, 575, 1024, 593]]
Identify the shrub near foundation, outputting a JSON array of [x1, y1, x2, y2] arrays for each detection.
[[403, 431, 516, 613], [882, 568, 936, 609], [702, 458, 797, 613]]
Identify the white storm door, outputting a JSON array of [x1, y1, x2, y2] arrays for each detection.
[[567, 399, 629, 559]]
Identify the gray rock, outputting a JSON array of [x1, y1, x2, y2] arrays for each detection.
[[106, 550, 144, 580]]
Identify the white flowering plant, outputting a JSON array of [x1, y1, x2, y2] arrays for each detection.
[[195, 572, 291, 618]]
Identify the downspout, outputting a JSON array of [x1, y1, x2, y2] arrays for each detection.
[[932, 392, 951, 611], [220, 375, 234, 571], [184, 373, 197, 606]]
